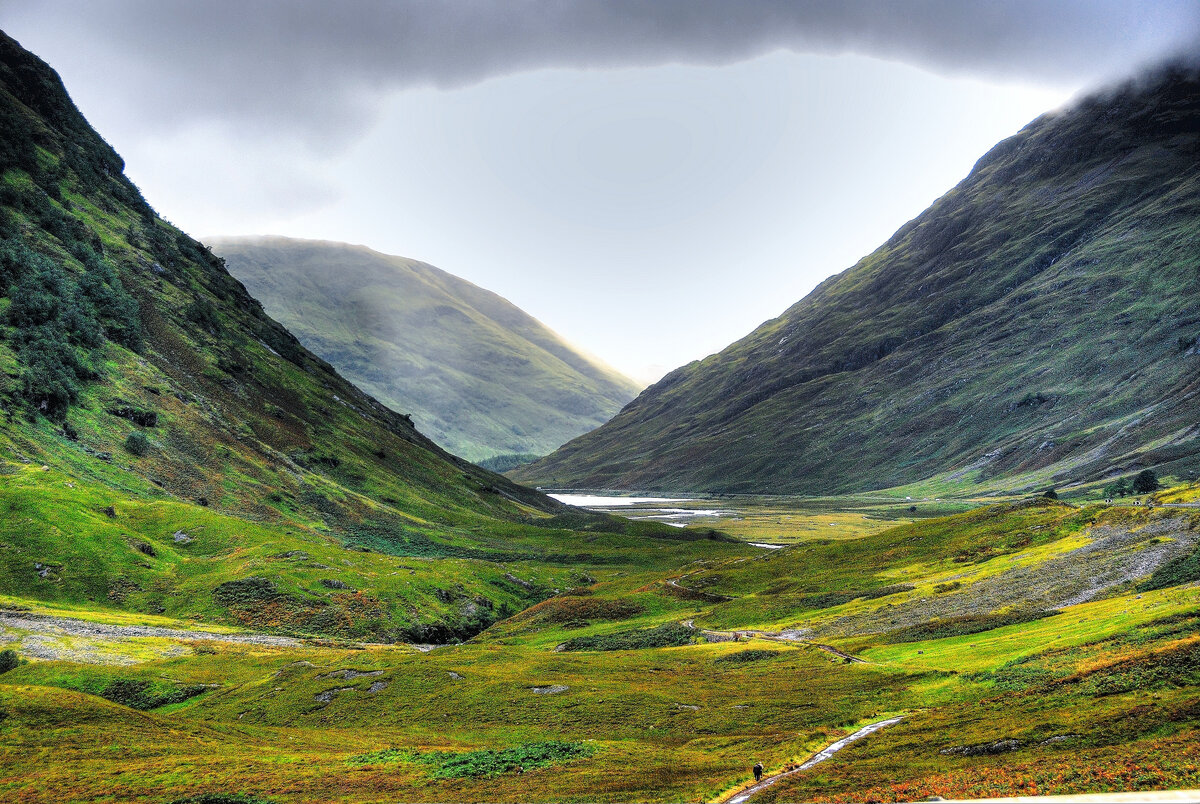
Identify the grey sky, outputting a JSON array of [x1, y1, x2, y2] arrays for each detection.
[[2, 2, 1197, 381]]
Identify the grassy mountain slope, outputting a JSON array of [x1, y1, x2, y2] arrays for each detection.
[[0, 30, 712, 642], [210, 236, 641, 462], [515, 67, 1200, 495]]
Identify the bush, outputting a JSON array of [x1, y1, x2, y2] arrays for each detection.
[[881, 609, 1059, 643], [0, 649, 18, 674], [1041, 488, 1058, 500], [124, 431, 151, 456], [796, 583, 914, 611], [714, 649, 781, 664], [1104, 478, 1132, 498], [1133, 469, 1159, 494], [100, 678, 210, 709], [1, 237, 140, 416], [559, 622, 695, 652]]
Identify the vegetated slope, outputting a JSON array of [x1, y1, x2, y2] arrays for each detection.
[[0, 30, 706, 642], [210, 236, 641, 462], [4, 494, 1200, 803], [516, 66, 1200, 495]]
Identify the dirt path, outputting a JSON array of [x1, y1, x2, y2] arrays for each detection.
[[718, 716, 905, 804], [0, 610, 300, 664]]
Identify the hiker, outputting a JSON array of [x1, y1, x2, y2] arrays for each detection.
[[753, 762, 763, 782]]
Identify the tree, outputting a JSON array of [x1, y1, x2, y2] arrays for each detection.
[[1132, 469, 1159, 494], [1041, 488, 1058, 500], [1104, 478, 1132, 499], [0, 649, 17, 674]]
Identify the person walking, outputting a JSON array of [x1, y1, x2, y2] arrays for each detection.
[[753, 762, 764, 782]]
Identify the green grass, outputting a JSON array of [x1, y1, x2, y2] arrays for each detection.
[[2, 497, 1200, 801]]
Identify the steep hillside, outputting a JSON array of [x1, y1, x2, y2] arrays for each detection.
[[516, 66, 1200, 495], [210, 236, 641, 462], [0, 30, 703, 642]]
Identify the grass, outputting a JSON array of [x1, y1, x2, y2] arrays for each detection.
[[1, 497, 1198, 801]]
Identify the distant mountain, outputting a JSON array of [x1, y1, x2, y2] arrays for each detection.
[[210, 237, 641, 462], [515, 66, 1200, 495]]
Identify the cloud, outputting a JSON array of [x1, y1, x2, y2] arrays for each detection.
[[6, 0, 1198, 149]]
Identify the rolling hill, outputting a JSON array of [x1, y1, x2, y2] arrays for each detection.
[[0, 29, 699, 644], [514, 65, 1200, 495], [210, 236, 641, 463]]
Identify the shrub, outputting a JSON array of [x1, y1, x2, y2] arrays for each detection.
[[1104, 478, 1132, 498], [100, 678, 210, 709], [124, 431, 151, 456], [714, 649, 781, 664], [1, 237, 140, 416], [881, 609, 1058, 643], [559, 623, 694, 652], [0, 649, 18, 674], [1041, 488, 1058, 500], [1133, 469, 1159, 494], [796, 583, 914, 611]]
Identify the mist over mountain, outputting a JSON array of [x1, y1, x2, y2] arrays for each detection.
[[211, 236, 641, 463], [515, 65, 1200, 495]]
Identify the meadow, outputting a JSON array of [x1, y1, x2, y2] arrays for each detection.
[[3, 488, 1198, 803]]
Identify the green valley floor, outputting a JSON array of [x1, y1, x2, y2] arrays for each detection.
[[3, 488, 1200, 803]]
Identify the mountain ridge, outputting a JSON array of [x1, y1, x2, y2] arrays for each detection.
[[0, 29, 695, 644], [514, 65, 1200, 494], [211, 235, 641, 462]]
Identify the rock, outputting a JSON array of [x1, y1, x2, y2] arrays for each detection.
[[314, 686, 355, 705], [504, 573, 533, 590], [940, 738, 1023, 756], [173, 531, 193, 544], [320, 669, 382, 680], [367, 680, 389, 694], [448, 671, 464, 680], [130, 540, 156, 557], [102, 506, 117, 518], [529, 684, 568, 695], [320, 578, 352, 590]]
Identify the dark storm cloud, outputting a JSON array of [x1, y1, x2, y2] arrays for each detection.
[[9, 0, 1200, 145]]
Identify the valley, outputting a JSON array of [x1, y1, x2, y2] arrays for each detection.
[[0, 24, 1198, 804], [3, 489, 1199, 802]]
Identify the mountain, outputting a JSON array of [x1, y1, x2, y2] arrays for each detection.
[[209, 236, 641, 463], [514, 66, 1200, 495], [0, 30, 700, 643]]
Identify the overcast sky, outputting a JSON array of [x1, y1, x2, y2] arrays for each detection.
[[3, 2, 1198, 383]]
